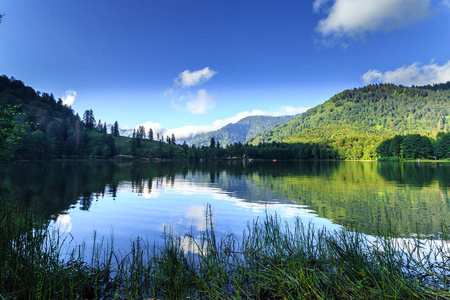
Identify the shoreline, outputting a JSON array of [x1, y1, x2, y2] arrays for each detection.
[[4, 157, 450, 163]]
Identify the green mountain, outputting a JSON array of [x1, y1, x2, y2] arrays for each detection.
[[181, 115, 296, 146], [250, 83, 450, 159]]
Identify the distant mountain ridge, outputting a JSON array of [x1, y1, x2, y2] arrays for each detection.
[[179, 115, 297, 146]]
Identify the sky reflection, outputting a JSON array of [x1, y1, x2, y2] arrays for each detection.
[[51, 174, 337, 252]]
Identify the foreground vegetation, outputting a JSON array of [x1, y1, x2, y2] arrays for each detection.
[[1, 201, 450, 299]]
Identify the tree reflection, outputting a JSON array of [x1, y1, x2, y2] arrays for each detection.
[[1, 160, 450, 236]]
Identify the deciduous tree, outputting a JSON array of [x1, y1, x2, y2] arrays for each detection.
[[0, 105, 21, 160]]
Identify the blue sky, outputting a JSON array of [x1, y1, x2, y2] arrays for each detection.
[[1, 0, 449, 137]]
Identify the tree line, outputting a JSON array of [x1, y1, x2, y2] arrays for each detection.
[[376, 132, 450, 159], [185, 139, 338, 160]]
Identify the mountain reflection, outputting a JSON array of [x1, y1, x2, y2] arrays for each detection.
[[1, 160, 450, 237]]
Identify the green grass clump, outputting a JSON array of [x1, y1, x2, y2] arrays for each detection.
[[1, 202, 449, 299]]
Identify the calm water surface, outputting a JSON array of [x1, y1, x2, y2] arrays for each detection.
[[1, 160, 449, 250]]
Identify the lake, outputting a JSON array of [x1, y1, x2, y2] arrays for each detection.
[[1, 160, 449, 251]]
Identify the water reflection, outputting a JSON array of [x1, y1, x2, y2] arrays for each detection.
[[377, 162, 436, 186], [49, 173, 330, 253], [1, 160, 450, 243]]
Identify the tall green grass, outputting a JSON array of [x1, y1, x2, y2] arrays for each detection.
[[1, 201, 449, 299]]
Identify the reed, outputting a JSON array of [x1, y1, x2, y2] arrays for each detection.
[[1, 201, 449, 299]]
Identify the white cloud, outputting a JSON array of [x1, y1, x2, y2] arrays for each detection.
[[278, 106, 309, 115], [362, 60, 450, 85], [135, 121, 166, 136], [174, 67, 217, 88], [314, 0, 431, 39], [53, 214, 72, 232], [166, 67, 219, 114], [186, 89, 217, 114], [443, 0, 450, 8], [313, 0, 332, 12], [185, 206, 209, 231], [61, 90, 77, 106], [170, 89, 218, 114], [163, 88, 174, 96]]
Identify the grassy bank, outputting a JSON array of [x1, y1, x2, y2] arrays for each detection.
[[1, 201, 449, 299], [377, 157, 450, 163]]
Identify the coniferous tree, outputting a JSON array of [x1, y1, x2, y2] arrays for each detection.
[[133, 129, 142, 148], [74, 114, 82, 154], [131, 129, 137, 155], [171, 133, 176, 145], [112, 121, 120, 136], [158, 139, 163, 157], [106, 135, 116, 157], [83, 109, 95, 130], [210, 137, 215, 148], [138, 125, 146, 139], [148, 128, 153, 141], [182, 141, 188, 154]]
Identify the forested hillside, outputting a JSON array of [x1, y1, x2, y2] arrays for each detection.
[[180, 115, 295, 146], [0, 75, 183, 160], [250, 83, 450, 159], [0, 75, 85, 159]]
